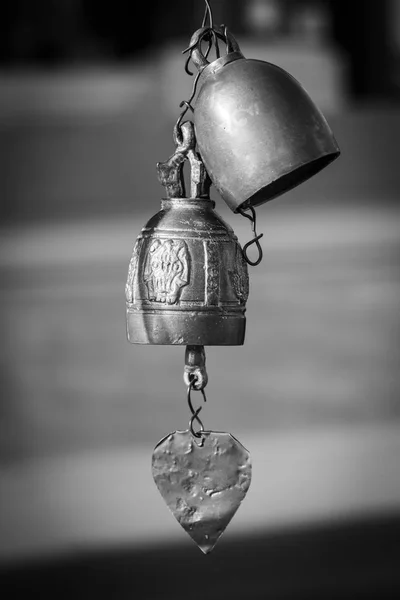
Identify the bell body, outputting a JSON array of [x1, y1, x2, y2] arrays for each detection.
[[193, 52, 340, 212], [125, 197, 249, 345]]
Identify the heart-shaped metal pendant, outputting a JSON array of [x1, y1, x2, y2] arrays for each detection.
[[152, 429, 252, 553]]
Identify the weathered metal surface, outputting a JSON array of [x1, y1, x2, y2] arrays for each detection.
[[190, 26, 340, 212], [156, 121, 211, 200], [152, 429, 252, 554], [125, 197, 248, 345], [183, 345, 208, 390], [126, 117, 249, 346]]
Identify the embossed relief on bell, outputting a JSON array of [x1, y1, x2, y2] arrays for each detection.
[[126, 198, 248, 345], [229, 244, 249, 305], [125, 239, 142, 304], [143, 239, 190, 305], [204, 241, 220, 306]]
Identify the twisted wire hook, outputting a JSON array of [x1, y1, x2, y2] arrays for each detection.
[[187, 376, 207, 438], [238, 205, 264, 266]]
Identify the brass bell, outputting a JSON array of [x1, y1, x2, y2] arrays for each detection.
[[125, 121, 248, 346], [190, 26, 340, 212]]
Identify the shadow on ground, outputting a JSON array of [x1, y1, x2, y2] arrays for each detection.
[[2, 514, 400, 600]]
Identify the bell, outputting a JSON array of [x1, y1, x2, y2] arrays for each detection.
[[125, 121, 249, 346], [190, 27, 340, 212]]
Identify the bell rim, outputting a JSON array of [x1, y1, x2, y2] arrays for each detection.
[[126, 309, 246, 346], [234, 149, 340, 212]]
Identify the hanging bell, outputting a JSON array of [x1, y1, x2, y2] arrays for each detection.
[[190, 26, 340, 212], [125, 121, 249, 346]]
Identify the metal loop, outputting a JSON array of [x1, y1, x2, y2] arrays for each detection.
[[184, 345, 208, 390], [238, 205, 264, 266], [174, 69, 201, 143], [184, 25, 240, 73], [174, 97, 197, 144], [187, 377, 207, 438], [242, 234, 264, 267], [184, 366, 208, 390], [176, 2, 237, 142], [184, 34, 212, 76]]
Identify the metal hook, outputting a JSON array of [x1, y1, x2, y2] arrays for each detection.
[[174, 72, 200, 142], [202, 0, 213, 27], [203, 1, 220, 59], [177, 25, 216, 140], [174, 98, 195, 143], [187, 376, 207, 438], [182, 0, 215, 74], [238, 205, 264, 266], [178, 1, 225, 136]]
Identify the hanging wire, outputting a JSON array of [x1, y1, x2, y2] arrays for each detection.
[[175, 2, 264, 267], [174, 71, 202, 142], [202, 0, 220, 60], [238, 205, 264, 266], [187, 375, 207, 438], [175, 0, 224, 142]]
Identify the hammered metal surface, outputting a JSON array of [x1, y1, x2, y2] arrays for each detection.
[[152, 429, 252, 554]]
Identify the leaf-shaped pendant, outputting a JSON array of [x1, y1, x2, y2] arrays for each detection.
[[151, 429, 252, 554]]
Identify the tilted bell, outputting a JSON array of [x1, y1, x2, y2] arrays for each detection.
[[125, 121, 248, 346], [190, 27, 340, 212]]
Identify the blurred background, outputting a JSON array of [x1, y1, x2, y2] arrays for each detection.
[[1, 1, 400, 598]]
